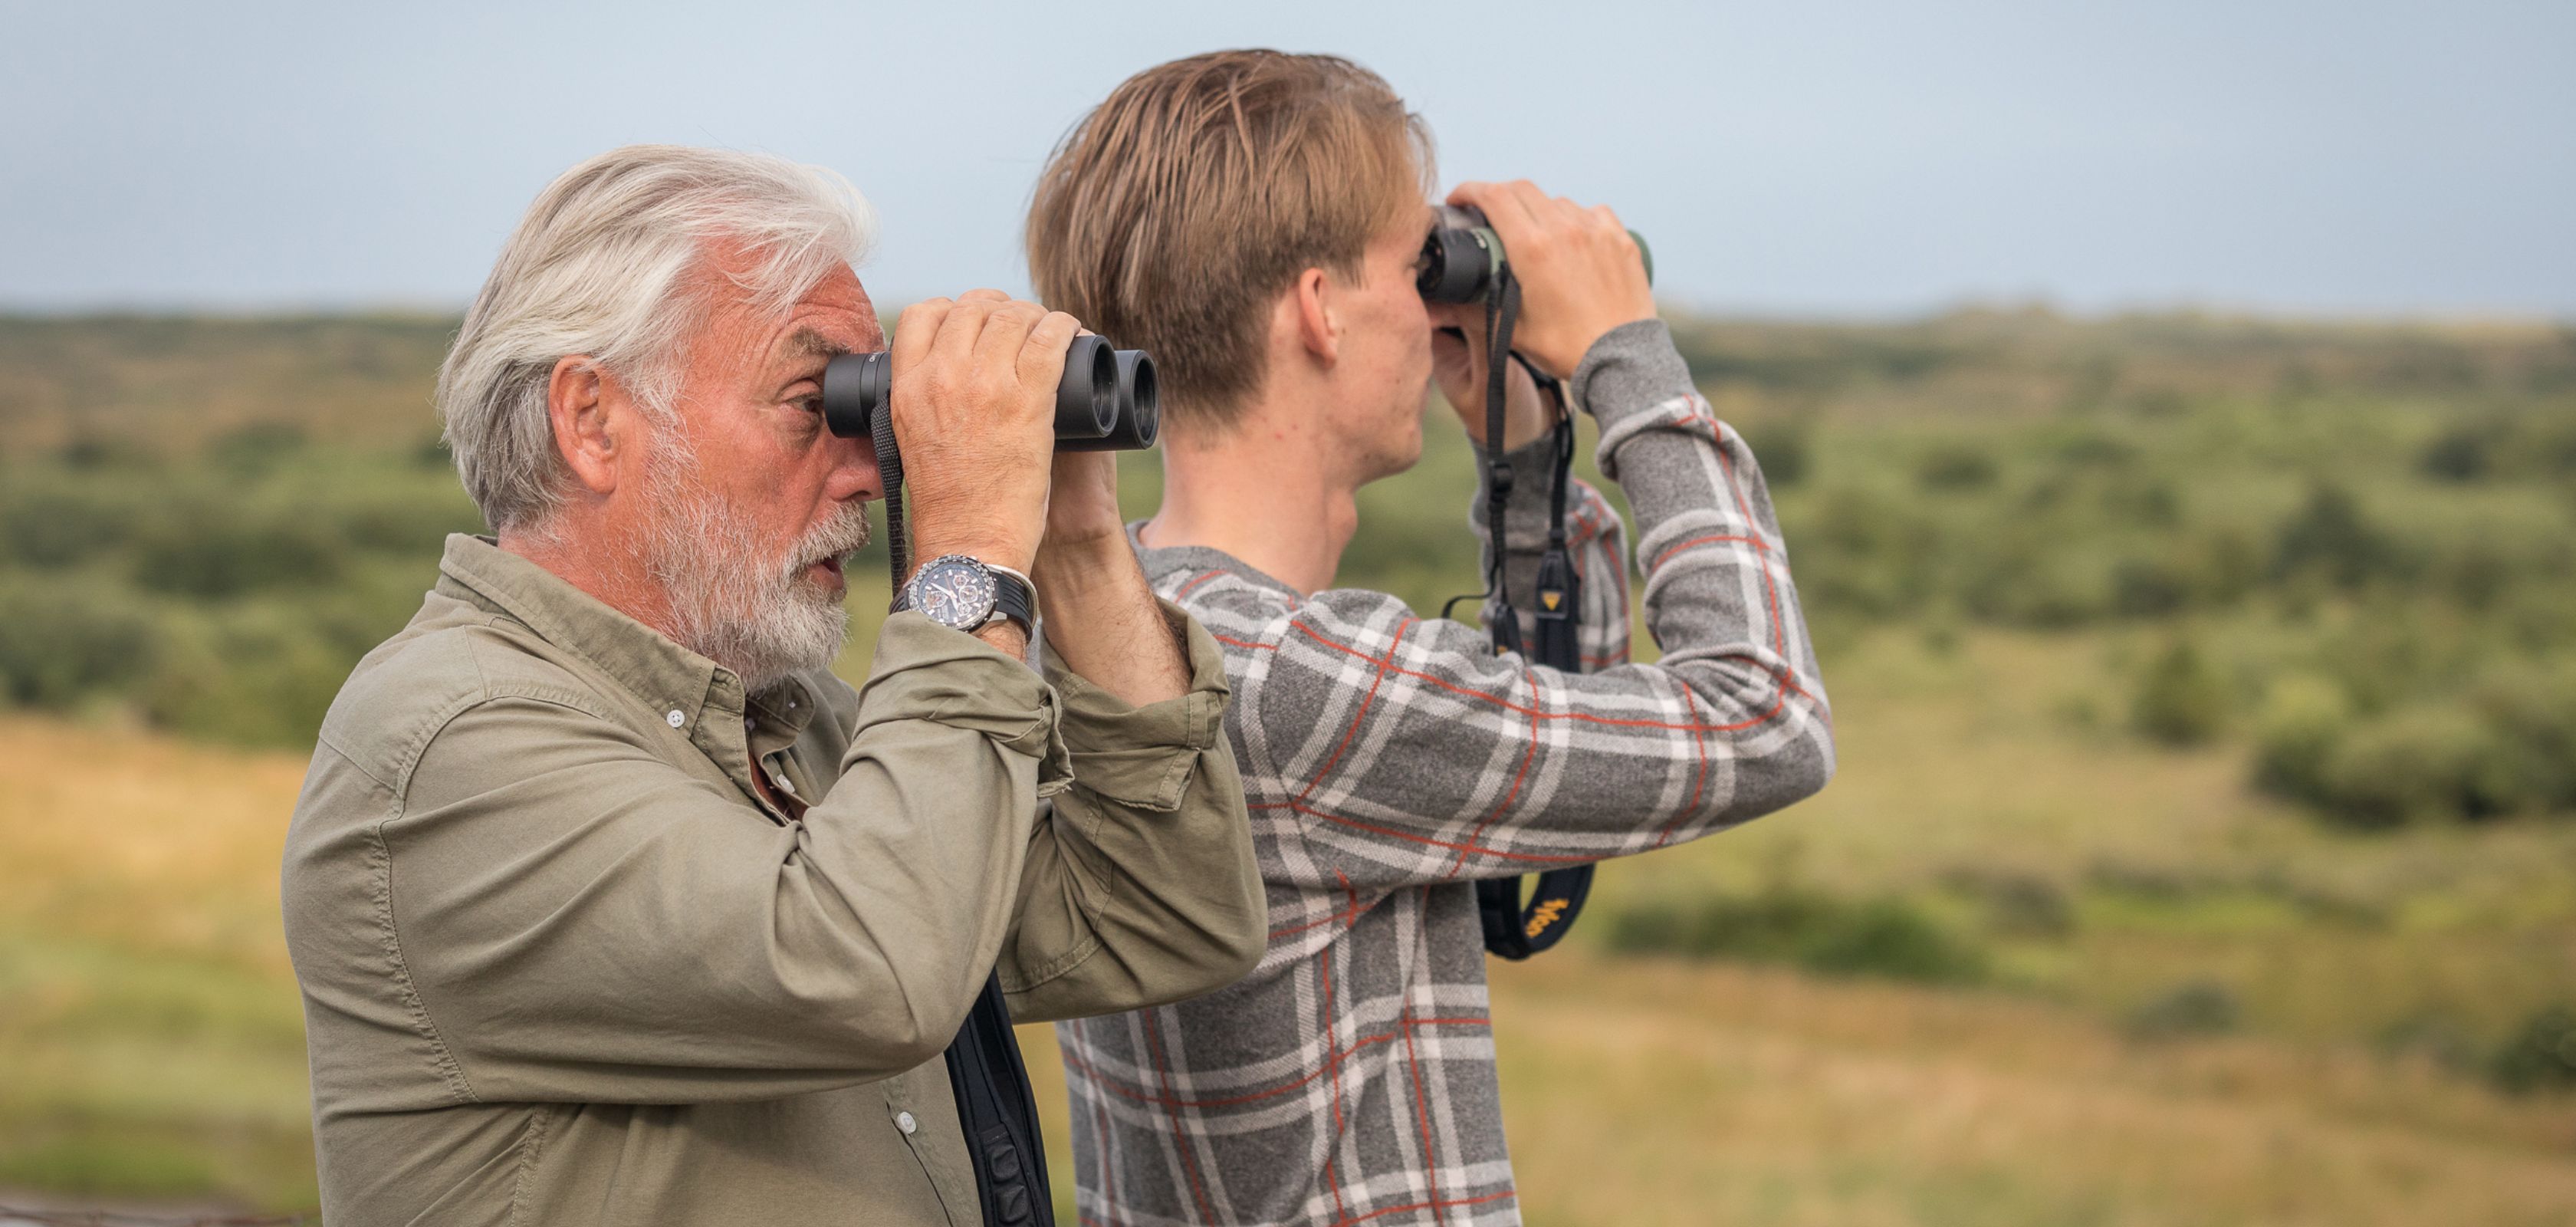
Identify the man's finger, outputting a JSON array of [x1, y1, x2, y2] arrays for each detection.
[[929, 294, 997, 370], [1020, 310, 1081, 386], [971, 300, 1046, 373], [892, 298, 952, 368]]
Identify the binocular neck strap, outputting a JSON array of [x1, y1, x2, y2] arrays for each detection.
[[872, 404, 911, 590], [1481, 272, 1525, 656], [1470, 265, 1598, 963]]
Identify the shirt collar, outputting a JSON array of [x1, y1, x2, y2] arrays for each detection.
[[432, 534, 820, 741]]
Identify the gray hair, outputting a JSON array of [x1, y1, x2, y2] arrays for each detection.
[[436, 144, 877, 533]]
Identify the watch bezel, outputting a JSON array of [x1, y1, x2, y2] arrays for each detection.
[[901, 555, 1001, 631]]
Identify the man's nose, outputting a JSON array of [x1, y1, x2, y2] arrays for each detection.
[[824, 430, 883, 503]]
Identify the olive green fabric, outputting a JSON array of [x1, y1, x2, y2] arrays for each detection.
[[281, 535, 1264, 1226]]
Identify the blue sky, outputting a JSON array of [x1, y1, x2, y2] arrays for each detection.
[[2, 0, 2568, 317]]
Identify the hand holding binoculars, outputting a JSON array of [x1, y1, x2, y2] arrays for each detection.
[[1416, 204, 1654, 304], [823, 334, 1160, 452]]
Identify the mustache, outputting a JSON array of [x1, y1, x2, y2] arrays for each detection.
[[788, 501, 873, 571]]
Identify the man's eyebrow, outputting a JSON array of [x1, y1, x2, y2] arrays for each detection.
[[777, 327, 846, 367]]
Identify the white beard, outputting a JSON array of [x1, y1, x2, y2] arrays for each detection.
[[636, 446, 871, 693]]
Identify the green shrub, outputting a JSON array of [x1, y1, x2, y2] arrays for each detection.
[[2124, 979, 2243, 1038], [2131, 637, 2229, 746], [2417, 425, 2492, 482], [130, 503, 349, 598], [1941, 867, 2077, 939], [0, 475, 149, 567], [143, 605, 353, 747], [1917, 445, 1998, 492], [2467, 661, 2576, 811], [2271, 482, 2402, 589], [1740, 419, 1811, 487], [2489, 1005, 2576, 1094], [1605, 887, 1988, 985], [2318, 706, 2524, 827], [0, 581, 157, 708]]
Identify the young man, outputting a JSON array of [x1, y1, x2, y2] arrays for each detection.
[[1026, 51, 1836, 1226], [281, 145, 1264, 1225]]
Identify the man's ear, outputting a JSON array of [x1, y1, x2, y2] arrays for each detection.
[[1291, 267, 1338, 366], [545, 356, 625, 497]]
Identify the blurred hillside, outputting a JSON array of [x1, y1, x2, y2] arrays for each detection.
[[2, 309, 2574, 1222]]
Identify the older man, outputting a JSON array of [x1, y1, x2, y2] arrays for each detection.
[[281, 145, 1265, 1226]]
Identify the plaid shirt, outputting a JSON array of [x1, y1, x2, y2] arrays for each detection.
[[1055, 321, 1835, 1227]]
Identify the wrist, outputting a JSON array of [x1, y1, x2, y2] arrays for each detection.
[[908, 531, 1037, 577]]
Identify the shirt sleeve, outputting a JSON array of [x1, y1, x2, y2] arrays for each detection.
[[998, 600, 1265, 1024], [1193, 319, 1835, 893], [384, 614, 1074, 1105]]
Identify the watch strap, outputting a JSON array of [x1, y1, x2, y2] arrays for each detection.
[[985, 564, 1037, 633]]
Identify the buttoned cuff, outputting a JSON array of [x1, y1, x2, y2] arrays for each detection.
[[859, 611, 1073, 794], [1043, 600, 1230, 812]]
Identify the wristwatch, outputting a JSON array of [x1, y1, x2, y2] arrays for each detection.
[[895, 554, 1036, 636]]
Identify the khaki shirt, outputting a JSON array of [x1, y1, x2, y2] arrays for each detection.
[[281, 535, 1263, 1226]]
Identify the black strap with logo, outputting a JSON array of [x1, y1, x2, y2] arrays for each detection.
[[871, 420, 1056, 1227], [1456, 266, 1597, 962]]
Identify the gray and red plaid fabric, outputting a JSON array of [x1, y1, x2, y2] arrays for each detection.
[[1056, 321, 1835, 1227]]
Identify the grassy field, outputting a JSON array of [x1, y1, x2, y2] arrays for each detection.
[[3, 309, 2574, 1222], [8, 630, 2576, 1222]]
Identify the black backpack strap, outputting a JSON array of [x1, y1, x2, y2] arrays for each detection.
[[873, 419, 1054, 1227], [941, 971, 1055, 1227]]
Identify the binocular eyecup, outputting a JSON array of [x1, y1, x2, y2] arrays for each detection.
[[1417, 203, 1654, 304], [822, 334, 1159, 452]]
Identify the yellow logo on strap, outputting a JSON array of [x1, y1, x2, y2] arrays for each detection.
[[1524, 897, 1571, 939], [1541, 592, 1562, 610]]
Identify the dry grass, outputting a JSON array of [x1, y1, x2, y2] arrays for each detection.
[[1485, 955, 2576, 1227], [8, 672, 2576, 1221]]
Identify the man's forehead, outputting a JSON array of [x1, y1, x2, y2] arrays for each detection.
[[761, 275, 884, 363]]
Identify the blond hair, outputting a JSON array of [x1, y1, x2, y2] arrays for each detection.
[[1026, 51, 1431, 430]]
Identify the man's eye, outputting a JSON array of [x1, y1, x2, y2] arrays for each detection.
[[794, 395, 823, 416]]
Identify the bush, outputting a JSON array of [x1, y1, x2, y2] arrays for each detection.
[[142, 604, 354, 748], [2131, 637, 2229, 746], [1739, 419, 1811, 488], [2489, 1005, 2576, 1094], [0, 581, 158, 708], [2417, 425, 2492, 482], [1941, 867, 2077, 939], [2319, 706, 2525, 827], [2124, 979, 2243, 1038], [2252, 674, 2355, 808], [1605, 887, 1988, 985], [2271, 482, 2401, 589], [130, 503, 349, 598], [1917, 445, 1999, 492], [0, 476, 148, 568]]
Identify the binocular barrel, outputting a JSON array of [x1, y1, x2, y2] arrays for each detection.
[[1417, 204, 1654, 304], [821, 334, 1160, 452]]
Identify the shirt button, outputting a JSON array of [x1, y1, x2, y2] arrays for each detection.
[[895, 1110, 918, 1135], [774, 775, 797, 795], [665, 709, 686, 728], [744, 715, 757, 733]]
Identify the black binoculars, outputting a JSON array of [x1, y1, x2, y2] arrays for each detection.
[[1417, 204, 1654, 304], [823, 334, 1160, 452]]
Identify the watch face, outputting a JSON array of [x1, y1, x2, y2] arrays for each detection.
[[912, 559, 998, 630]]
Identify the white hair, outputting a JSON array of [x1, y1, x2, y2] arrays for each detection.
[[436, 144, 876, 533]]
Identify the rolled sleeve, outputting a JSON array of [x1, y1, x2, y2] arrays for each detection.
[[1044, 600, 1231, 811], [1004, 601, 1263, 1021]]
